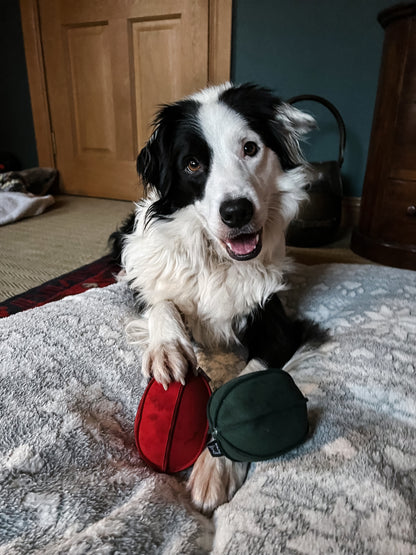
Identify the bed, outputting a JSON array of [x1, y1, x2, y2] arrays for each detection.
[[1, 263, 415, 554]]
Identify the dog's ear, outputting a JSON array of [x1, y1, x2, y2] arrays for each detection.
[[136, 119, 172, 198], [274, 103, 316, 136], [137, 135, 158, 187], [271, 102, 316, 168], [136, 143, 150, 183]]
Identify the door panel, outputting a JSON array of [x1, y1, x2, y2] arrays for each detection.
[[38, 0, 210, 200], [131, 16, 183, 146], [67, 24, 117, 156]]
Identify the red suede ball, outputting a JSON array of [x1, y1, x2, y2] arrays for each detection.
[[134, 370, 211, 473]]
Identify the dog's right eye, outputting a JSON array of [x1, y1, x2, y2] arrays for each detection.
[[243, 142, 259, 157], [185, 158, 201, 174]]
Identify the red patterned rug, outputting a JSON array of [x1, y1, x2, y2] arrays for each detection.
[[0, 255, 120, 318]]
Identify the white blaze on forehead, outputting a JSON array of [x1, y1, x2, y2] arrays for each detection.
[[197, 101, 261, 207], [198, 100, 251, 156]]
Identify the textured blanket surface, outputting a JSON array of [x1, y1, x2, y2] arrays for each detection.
[[1, 264, 415, 554]]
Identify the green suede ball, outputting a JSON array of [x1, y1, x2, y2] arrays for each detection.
[[207, 369, 309, 462]]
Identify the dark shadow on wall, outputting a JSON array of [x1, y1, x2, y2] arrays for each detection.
[[0, 0, 38, 170]]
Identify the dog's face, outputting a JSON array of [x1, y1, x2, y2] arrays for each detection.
[[137, 83, 315, 261]]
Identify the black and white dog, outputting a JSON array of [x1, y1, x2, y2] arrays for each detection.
[[112, 83, 320, 512]]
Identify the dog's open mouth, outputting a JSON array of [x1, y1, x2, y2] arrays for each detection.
[[223, 229, 263, 261]]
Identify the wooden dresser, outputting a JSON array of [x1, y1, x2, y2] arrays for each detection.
[[351, 3, 416, 270]]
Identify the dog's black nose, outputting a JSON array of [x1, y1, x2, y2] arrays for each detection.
[[220, 198, 254, 228]]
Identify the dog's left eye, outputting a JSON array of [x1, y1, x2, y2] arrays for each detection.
[[185, 158, 201, 173], [243, 141, 259, 157]]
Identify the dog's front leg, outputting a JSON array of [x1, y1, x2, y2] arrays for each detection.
[[188, 450, 248, 514], [139, 300, 197, 389]]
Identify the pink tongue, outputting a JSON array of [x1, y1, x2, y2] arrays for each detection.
[[227, 233, 258, 255]]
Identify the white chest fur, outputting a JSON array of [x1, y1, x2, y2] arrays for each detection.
[[122, 202, 290, 346]]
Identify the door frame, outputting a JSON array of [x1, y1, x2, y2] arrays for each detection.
[[20, 0, 233, 168]]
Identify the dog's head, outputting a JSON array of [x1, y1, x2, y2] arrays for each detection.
[[137, 83, 315, 261]]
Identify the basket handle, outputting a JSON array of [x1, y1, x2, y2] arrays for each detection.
[[287, 94, 346, 168]]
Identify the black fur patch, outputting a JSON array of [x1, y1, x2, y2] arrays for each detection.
[[237, 293, 327, 368], [219, 83, 301, 170], [137, 100, 212, 223]]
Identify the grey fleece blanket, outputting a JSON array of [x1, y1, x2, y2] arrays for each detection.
[[1, 263, 415, 554]]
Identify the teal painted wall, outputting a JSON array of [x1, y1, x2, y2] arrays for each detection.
[[231, 0, 397, 197]]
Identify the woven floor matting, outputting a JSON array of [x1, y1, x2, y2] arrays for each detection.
[[0, 195, 133, 301]]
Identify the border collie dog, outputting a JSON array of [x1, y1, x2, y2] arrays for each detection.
[[112, 83, 318, 513]]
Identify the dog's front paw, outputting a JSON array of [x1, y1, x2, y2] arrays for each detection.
[[142, 339, 197, 390], [188, 448, 248, 513]]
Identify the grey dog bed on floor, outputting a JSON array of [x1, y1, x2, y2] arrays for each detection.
[[1, 263, 415, 554]]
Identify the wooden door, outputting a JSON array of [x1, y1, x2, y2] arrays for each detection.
[[21, 0, 231, 200]]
